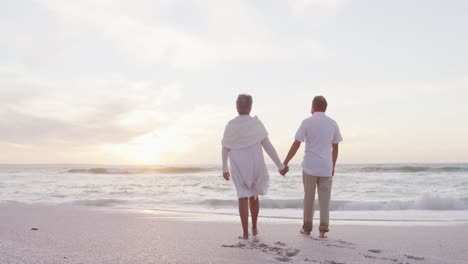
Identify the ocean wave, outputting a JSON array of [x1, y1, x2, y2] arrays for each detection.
[[67, 166, 213, 175], [200, 195, 468, 211], [343, 165, 468, 174]]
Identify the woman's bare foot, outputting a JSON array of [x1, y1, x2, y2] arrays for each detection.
[[252, 227, 258, 236], [319, 231, 327, 239], [300, 229, 311, 236], [238, 233, 249, 240]]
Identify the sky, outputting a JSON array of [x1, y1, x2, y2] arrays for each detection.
[[1, 0, 467, 165]]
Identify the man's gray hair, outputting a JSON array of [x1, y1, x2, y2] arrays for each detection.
[[312, 96, 328, 112], [236, 94, 253, 114]]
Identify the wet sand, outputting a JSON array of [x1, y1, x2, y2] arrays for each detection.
[[0, 203, 467, 264]]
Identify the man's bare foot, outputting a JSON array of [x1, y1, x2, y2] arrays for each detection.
[[238, 233, 249, 240], [300, 229, 311, 236], [319, 231, 327, 239], [252, 227, 258, 236]]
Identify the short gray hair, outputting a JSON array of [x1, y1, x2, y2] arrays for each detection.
[[312, 96, 327, 112], [236, 94, 253, 114]]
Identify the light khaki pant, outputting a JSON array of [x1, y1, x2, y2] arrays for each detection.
[[302, 171, 333, 233]]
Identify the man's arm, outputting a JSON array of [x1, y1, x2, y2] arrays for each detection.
[[283, 140, 302, 167], [281, 120, 305, 175], [332, 143, 339, 176]]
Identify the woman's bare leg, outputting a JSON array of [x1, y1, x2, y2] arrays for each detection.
[[238, 198, 249, 239], [249, 196, 259, 236]]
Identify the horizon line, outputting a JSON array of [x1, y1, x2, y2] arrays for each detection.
[[1, 162, 467, 166]]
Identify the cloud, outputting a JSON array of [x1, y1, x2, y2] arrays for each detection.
[[0, 62, 231, 164], [293, 0, 349, 9], [34, 0, 326, 70], [291, 0, 350, 17], [0, 65, 182, 148], [0, 105, 155, 146], [0, 65, 49, 104]]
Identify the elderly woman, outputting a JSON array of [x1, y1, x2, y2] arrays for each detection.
[[222, 94, 288, 239]]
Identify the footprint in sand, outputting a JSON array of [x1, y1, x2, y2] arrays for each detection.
[[275, 241, 287, 247], [269, 246, 283, 252], [221, 242, 246, 248], [405, 254, 424, 261], [362, 254, 377, 259], [304, 259, 345, 264], [285, 249, 300, 257], [360, 253, 399, 262], [325, 243, 356, 250], [275, 256, 292, 262], [326, 244, 347, 249], [335, 240, 354, 246], [318, 239, 355, 249], [222, 240, 302, 263]]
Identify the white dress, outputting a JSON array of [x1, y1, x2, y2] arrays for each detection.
[[221, 115, 285, 198]]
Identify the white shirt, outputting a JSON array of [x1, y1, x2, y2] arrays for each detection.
[[295, 112, 343, 177]]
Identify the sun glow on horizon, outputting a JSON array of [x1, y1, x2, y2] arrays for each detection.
[[102, 132, 177, 165]]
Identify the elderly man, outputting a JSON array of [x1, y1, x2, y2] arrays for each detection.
[[221, 94, 287, 239], [282, 96, 343, 238]]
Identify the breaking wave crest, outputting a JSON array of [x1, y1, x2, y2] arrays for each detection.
[[67, 167, 213, 174], [344, 165, 468, 173]]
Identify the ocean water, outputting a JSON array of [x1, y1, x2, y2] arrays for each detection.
[[1, 164, 467, 222]]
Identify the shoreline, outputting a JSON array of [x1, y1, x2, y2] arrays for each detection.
[[138, 207, 468, 225], [1, 203, 467, 263], [4, 201, 468, 225]]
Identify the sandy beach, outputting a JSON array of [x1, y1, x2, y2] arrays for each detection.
[[0, 204, 466, 264]]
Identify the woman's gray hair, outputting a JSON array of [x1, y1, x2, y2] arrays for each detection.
[[236, 94, 253, 114]]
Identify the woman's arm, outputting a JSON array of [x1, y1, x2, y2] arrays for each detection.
[[222, 146, 230, 172], [261, 137, 286, 171], [222, 146, 230, 181]]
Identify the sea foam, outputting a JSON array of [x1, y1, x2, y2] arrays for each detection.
[[67, 167, 213, 174], [200, 194, 468, 211]]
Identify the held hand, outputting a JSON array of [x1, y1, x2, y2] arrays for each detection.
[[223, 172, 230, 181], [279, 165, 289, 176]]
